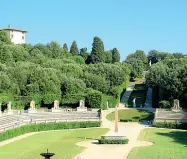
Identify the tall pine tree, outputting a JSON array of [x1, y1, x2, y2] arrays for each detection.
[[112, 48, 120, 63], [63, 43, 68, 52], [90, 37, 105, 63], [70, 41, 79, 56]]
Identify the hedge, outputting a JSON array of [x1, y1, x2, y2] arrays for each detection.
[[0, 121, 101, 142], [98, 138, 129, 144], [120, 118, 140, 122], [153, 121, 187, 130]]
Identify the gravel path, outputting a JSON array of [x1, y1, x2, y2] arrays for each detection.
[[75, 110, 153, 159]]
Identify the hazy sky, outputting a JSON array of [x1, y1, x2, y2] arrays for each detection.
[[1, 0, 187, 60]]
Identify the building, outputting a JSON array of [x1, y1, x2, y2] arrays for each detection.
[[0, 25, 27, 44]]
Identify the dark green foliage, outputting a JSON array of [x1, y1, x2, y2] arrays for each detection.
[[0, 44, 13, 63], [120, 119, 140, 122], [61, 78, 86, 104], [153, 122, 187, 130], [124, 50, 147, 78], [84, 73, 109, 93], [0, 121, 101, 142], [158, 100, 171, 108], [0, 37, 130, 109], [112, 48, 120, 63], [98, 138, 129, 144], [128, 84, 147, 107], [63, 43, 68, 52], [146, 58, 187, 107], [90, 37, 105, 63], [104, 51, 112, 63], [86, 89, 102, 108], [47, 41, 62, 58], [0, 30, 11, 44], [70, 41, 79, 56]]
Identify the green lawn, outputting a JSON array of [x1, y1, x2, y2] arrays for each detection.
[[106, 109, 154, 121], [128, 128, 187, 159], [0, 128, 109, 159]]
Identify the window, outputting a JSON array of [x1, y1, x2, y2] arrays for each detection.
[[11, 34, 13, 39], [22, 35, 24, 40]]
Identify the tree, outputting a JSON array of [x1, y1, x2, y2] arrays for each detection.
[[80, 47, 89, 61], [0, 30, 11, 44], [47, 41, 62, 58], [70, 41, 79, 56], [0, 44, 13, 63], [63, 43, 68, 52], [90, 37, 105, 63], [112, 48, 120, 63], [104, 51, 112, 63]]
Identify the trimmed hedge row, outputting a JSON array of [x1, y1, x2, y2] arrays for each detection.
[[98, 138, 129, 144], [0, 121, 101, 142], [153, 121, 187, 130], [120, 119, 140, 122]]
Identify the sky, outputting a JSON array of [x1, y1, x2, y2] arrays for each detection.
[[1, 0, 187, 60]]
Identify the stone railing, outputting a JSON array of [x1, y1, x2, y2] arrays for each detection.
[[0, 111, 101, 132]]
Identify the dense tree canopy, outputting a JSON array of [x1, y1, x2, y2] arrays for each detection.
[[112, 48, 120, 63], [0, 36, 130, 109], [70, 41, 79, 56], [90, 37, 105, 63], [0, 31, 11, 44]]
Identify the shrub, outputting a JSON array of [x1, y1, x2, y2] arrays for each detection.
[[158, 100, 171, 108], [120, 118, 140, 122], [0, 121, 101, 142], [98, 138, 129, 144], [153, 121, 187, 130], [86, 89, 102, 108]]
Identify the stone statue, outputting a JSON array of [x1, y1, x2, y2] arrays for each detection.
[[106, 101, 109, 109], [77, 100, 87, 112], [79, 100, 85, 108], [30, 100, 36, 110], [7, 101, 12, 111], [133, 98, 136, 108], [149, 60, 152, 67], [53, 100, 59, 109], [173, 99, 180, 110]]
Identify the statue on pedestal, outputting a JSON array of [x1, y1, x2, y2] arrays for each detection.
[[133, 98, 136, 108], [51, 100, 61, 112], [172, 99, 181, 112], [27, 100, 37, 113], [7, 101, 13, 114], [77, 100, 87, 112]]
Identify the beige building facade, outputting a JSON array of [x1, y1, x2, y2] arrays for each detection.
[[0, 25, 27, 44]]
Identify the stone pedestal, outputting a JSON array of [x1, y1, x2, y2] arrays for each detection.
[[7, 110, 13, 115], [27, 109, 38, 113], [51, 108, 61, 112], [77, 107, 87, 112]]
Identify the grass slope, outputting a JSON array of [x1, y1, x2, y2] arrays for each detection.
[[128, 128, 187, 159], [0, 128, 108, 159], [106, 109, 154, 121]]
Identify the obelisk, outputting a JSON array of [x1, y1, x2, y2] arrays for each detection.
[[114, 106, 118, 133]]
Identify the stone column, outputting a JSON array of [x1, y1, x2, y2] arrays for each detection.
[[114, 106, 118, 133]]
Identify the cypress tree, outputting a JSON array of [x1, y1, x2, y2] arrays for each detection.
[[112, 48, 120, 63], [70, 41, 79, 56], [90, 37, 105, 63], [63, 43, 68, 52]]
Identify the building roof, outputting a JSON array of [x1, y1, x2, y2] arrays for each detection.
[[0, 27, 27, 33]]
